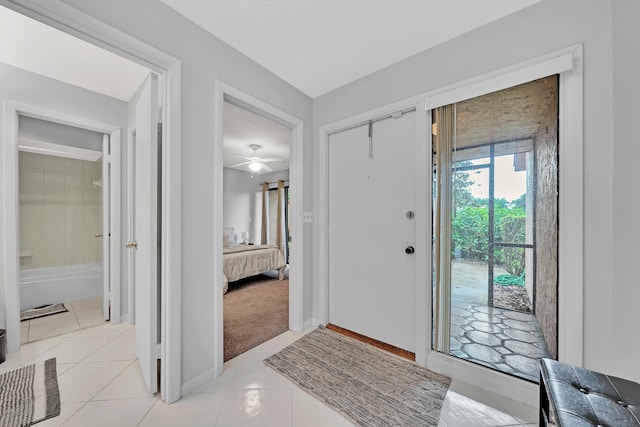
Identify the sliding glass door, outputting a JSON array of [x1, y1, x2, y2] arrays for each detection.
[[432, 75, 559, 382]]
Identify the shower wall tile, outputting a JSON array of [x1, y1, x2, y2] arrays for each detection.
[[20, 152, 102, 271], [45, 170, 65, 188], [64, 251, 83, 265], [66, 219, 84, 236], [45, 155, 65, 172]]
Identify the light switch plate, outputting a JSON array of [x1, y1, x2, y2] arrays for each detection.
[[303, 212, 313, 223]]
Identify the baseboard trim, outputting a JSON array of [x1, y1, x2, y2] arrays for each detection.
[[181, 367, 218, 397]]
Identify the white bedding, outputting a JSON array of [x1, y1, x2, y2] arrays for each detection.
[[223, 244, 286, 293]]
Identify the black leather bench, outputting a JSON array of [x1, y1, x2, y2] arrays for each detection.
[[539, 358, 640, 426]]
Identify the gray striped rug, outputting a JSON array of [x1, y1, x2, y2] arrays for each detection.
[[0, 358, 60, 427], [265, 327, 450, 427]]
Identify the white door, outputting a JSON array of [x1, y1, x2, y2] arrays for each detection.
[[130, 74, 159, 394], [328, 111, 416, 352], [102, 134, 110, 320]]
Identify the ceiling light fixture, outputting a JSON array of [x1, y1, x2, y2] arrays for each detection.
[[249, 162, 262, 172]]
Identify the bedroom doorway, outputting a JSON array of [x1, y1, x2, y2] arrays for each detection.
[[221, 99, 292, 362]]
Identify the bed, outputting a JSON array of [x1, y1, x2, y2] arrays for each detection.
[[223, 244, 286, 294]]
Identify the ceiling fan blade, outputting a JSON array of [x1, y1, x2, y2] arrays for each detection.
[[259, 157, 283, 163], [232, 154, 254, 161], [260, 163, 273, 173], [230, 161, 251, 168]]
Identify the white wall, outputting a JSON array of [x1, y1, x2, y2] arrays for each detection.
[[314, 0, 623, 378], [58, 0, 314, 389], [611, 0, 640, 381], [0, 61, 128, 329], [223, 168, 290, 245], [19, 116, 103, 151], [223, 168, 258, 243]]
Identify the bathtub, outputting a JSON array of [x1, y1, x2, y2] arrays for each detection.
[[20, 263, 103, 311]]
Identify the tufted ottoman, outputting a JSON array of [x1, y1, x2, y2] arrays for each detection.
[[539, 358, 640, 426]]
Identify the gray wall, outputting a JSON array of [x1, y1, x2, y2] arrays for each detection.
[[19, 116, 103, 151], [314, 0, 635, 380], [0, 61, 128, 329], [612, 0, 640, 380], [60, 0, 314, 388]]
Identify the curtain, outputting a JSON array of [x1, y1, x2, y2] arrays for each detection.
[[433, 104, 455, 353], [261, 182, 268, 244], [276, 180, 285, 254]]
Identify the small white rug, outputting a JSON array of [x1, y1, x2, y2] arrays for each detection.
[[20, 303, 68, 321], [0, 358, 60, 426]]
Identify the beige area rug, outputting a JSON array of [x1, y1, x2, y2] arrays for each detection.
[[265, 327, 451, 427], [0, 358, 60, 427], [224, 274, 289, 361]]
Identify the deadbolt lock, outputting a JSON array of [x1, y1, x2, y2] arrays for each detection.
[[126, 241, 138, 249]]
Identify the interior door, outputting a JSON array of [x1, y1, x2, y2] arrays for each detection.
[[101, 134, 110, 320], [328, 111, 416, 352], [131, 74, 159, 394]]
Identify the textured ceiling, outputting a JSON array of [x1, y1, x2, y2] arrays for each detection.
[[223, 102, 290, 173], [159, 0, 542, 97]]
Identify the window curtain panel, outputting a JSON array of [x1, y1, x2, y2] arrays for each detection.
[[433, 104, 455, 353], [261, 182, 268, 244], [276, 180, 285, 254]]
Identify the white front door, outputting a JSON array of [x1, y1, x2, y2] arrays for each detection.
[[328, 111, 417, 352], [131, 74, 159, 394]]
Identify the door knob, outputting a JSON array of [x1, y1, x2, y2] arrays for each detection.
[[126, 241, 138, 249], [405, 246, 415, 255], [95, 233, 103, 238]]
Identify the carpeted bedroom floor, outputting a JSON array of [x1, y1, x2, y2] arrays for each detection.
[[223, 272, 289, 361]]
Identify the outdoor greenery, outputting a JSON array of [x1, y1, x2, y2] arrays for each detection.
[[451, 163, 527, 275]]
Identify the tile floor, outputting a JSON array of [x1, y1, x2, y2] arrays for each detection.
[[1, 321, 539, 426], [21, 297, 106, 344]]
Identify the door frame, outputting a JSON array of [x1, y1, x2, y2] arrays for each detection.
[[0, 0, 183, 404], [317, 96, 429, 364], [1, 102, 121, 346], [213, 80, 304, 376]]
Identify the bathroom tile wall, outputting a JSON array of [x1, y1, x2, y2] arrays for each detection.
[[19, 152, 102, 270]]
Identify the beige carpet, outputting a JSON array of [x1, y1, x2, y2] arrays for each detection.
[[265, 326, 450, 427], [224, 274, 289, 361]]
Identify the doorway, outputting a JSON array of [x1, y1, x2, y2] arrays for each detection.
[[17, 116, 112, 343], [431, 76, 559, 382], [222, 100, 292, 361], [0, 0, 182, 402], [213, 81, 304, 376]]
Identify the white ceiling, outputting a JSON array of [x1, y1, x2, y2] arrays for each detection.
[[159, 0, 542, 97], [0, 6, 150, 102], [223, 101, 290, 173]]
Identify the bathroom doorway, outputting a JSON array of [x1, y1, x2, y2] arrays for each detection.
[[17, 116, 114, 343]]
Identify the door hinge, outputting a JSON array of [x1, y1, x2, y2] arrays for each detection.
[[156, 343, 163, 359]]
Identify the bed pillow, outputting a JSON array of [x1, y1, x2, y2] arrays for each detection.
[[223, 227, 234, 247]]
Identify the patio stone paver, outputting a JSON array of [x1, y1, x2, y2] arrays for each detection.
[[448, 302, 552, 382]]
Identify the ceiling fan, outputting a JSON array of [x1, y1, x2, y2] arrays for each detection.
[[230, 144, 282, 173]]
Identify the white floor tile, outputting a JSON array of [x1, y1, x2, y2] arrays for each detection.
[[1, 337, 67, 367], [57, 360, 131, 403], [291, 386, 354, 427], [93, 361, 154, 400], [138, 391, 226, 427], [438, 389, 520, 427], [84, 332, 136, 362], [62, 398, 157, 427], [30, 336, 111, 364], [215, 387, 293, 427], [36, 403, 85, 427]]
